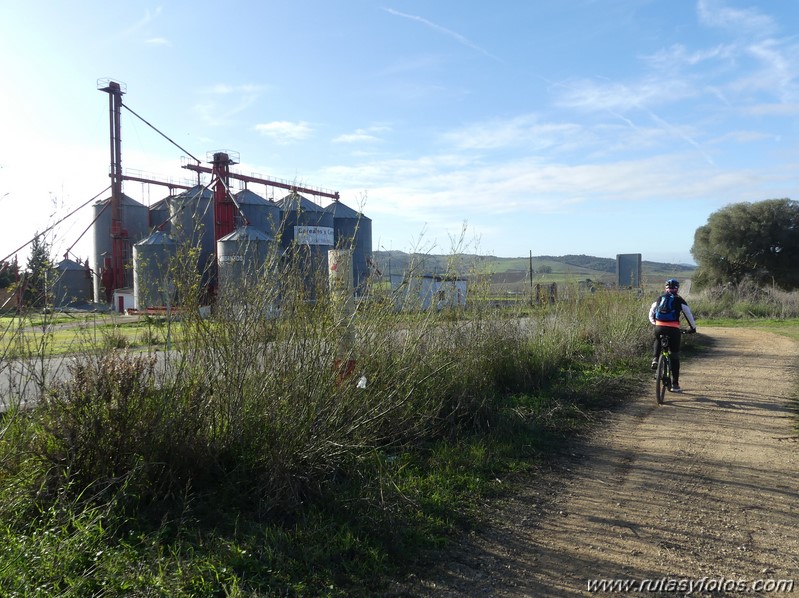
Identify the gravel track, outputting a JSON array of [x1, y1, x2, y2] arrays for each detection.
[[390, 327, 799, 597]]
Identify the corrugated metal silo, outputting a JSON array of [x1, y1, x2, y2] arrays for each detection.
[[216, 226, 273, 301], [325, 199, 373, 295], [92, 193, 150, 303], [133, 230, 177, 309], [276, 192, 334, 289], [51, 258, 92, 307], [234, 189, 281, 237], [276, 192, 334, 246], [169, 185, 215, 280], [149, 196, 172, 233]]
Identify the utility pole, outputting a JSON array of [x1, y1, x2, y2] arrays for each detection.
[[529, 250, 534, 306]]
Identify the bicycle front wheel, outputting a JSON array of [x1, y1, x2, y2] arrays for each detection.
[[656, 355, 669, 405]]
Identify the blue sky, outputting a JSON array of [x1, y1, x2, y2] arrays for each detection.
[[1, 0, 798, 266]]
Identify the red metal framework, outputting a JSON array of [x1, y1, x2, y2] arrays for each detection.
[[211, 151, 237, 241], [97, 79, 128, 299], [182, 162, 340, 202], [96, 81, 339, 303]]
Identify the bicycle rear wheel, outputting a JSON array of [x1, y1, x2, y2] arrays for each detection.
[[656, 355, 669, 404]]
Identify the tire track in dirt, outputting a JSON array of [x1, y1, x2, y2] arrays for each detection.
[[390, 328, 799, 597]]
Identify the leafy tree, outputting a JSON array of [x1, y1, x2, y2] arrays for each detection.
[[23, 234, 54, 307], [0, 260, 18, 289], [691, 198, 799, 290]]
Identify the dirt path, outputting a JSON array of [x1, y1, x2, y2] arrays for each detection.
[[391, 328, 799, 596]]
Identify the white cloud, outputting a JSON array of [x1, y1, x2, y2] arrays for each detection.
[[332, 125, 390, 144], [254, 121, 313, 142], [743, 103, 799, 117], [553, 76, 695, 113], [145, 37, 170, 46], [201, 83, 266, 95], [644, 43, 734, 70], [442, 115, 585, 151], [333, 132, 378, 144], [697, 0, 777, 38]]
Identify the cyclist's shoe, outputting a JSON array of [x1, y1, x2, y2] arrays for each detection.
[[670, 384, 682, 393], [650, 359, 658, 370]]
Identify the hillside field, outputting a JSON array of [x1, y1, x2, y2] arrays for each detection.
[[372, 251, 696, 294]]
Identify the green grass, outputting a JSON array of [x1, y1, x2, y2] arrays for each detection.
[[1, 275, 797, 596], [698, 317, 799, 341]]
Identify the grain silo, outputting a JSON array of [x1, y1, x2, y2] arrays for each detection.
[[133, 230, 177, 310], [216, 226, 273, 303], [149, 196, 172, 233], [92, 193, 149, 303], [276, 192, 334, 246], [234, 189, 281, 238], [51, 258, 92, 307], [325, 199, 373, 295], [276, 192, 334, 289], [169, 185, 215, 280]]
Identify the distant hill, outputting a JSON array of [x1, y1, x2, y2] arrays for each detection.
[[373, 251, 694, 275], [372, 251, 695, 289]]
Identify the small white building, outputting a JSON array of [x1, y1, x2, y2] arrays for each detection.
[[393, 274, 467, 311], [112, 288, 135, 313]]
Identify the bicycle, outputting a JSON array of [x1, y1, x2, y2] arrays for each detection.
[[655, 329, 694, 404]]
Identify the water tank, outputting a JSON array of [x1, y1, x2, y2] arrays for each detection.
[[234, 189, 281, 238], [149, 196, 172, 233], [169, 185, 215, 281], [216, 226, 273, 301], [51, 258, 92, 307], [325, 199, 373, 295], [92, 193, 149, 303], [133, 231, 177, 309]]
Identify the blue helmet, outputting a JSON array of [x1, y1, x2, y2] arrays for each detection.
[[665, 278, 680, 290]]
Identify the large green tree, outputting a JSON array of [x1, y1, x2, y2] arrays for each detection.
[[691, 198, 799, 290], [23, 234, 54, 307]]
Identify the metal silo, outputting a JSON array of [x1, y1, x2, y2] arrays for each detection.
[[51, 258, 92, 307], [234, 189, 281, 238], [276, 192, 334, 291], [216, 226, 273, 303], [276, 192, 334, 247], [133, 231, 177, 310], [168, 185, 215, 281], [325, 199, 373, 295], [92, 193, 149, 303], [149, 196, 172, 233]]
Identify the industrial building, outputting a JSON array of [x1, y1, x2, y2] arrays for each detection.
[[86, 80, 372, 313]]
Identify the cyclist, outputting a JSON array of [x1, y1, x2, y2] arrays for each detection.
[[649, 278, 697, 393]]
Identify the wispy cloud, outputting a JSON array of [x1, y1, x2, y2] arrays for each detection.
[[192, 83, 266, 127], [326, 152, 761, 225], [145, 37, 170, 46], [644, 43, 734, 70], [254, 121, 313, 143], [442, 114, 585, 152], [120, 7, 163, 38], [696, 0, 776, 38], [201, 83, 266, 95], [333, 125, 390, 144], [382, 7, 500, 61], [553, 76, 695, 113]]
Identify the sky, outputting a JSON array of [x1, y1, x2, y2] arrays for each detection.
[[2, 0, 799, 267]]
